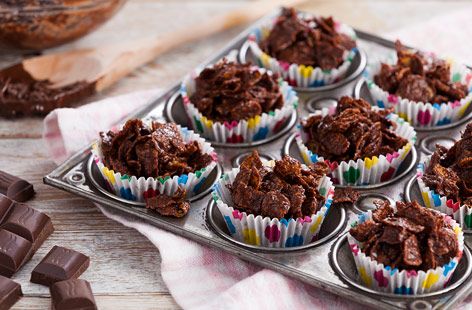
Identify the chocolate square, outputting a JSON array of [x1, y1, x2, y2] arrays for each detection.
[[0, 229, 32, 277], [0, 275, 22, 309], [50, 279, 96, 310], [1, 203, 54, 251], [31, 246, 90, 286], [0, 195, 14, 224]]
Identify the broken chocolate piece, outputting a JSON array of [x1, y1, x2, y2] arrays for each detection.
[[0, 275, 22, 310], [145, 187, 190, 218], [50, 279, 97, 310], [100, 119, 213, 179], [260, 7, 356, 69], [229, 151, 327, 219], [302, 96, 408, 162], [190, 60, 284, 122], [31, 246, 90, 287], [349, 200, 459, 271], [0, 171, 34, 202], [374, 40, 468, 103]]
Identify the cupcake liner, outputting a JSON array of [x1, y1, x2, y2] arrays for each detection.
[[211, 166, 335, 248], [247, 12, 358, 88], [347, 208, 464, 295], [296, 108, 417, 186], [181, 67, 298, 144], [365, 51, 472, 127], [416, 156, 472, 229], [92, 125, 218, 202]]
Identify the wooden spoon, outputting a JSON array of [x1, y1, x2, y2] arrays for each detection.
[[0, 0, 305, 117]]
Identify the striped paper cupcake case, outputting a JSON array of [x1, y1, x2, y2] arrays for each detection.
[[180, 67, 298, 144], [212, 167, 335, 248], [296, 108, 417, 186], [247, 12, 358, 88], [92, 125, 218, 202], [348, 208, 464, 295], [416, 156, 472, 229], [365, 52, 472, 127]]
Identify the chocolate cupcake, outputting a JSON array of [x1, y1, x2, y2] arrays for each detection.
[[181, 59, 298, 143], [366, 41, 472, 127], [247, 7, 357, 88], [416, 123, 472, 228], [92, 119, 217, 202], [296, 96, 416, 186], [348, 200, 463, 294], [212, 151, 334, 248]]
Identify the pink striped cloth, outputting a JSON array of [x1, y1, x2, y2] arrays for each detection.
[[43, 8, 472, 309]]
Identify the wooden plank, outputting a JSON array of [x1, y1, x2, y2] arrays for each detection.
[[12, 294, 180, 310]]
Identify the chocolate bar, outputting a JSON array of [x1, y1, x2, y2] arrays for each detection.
[[0, 195, 54, 277], [0, 275, 22, 310], [0, 170, 34, 203], [50, 279, 97, 310], [31, 246, 89, 286]]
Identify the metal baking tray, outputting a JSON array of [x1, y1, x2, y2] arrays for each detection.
[[44, 8, 472, 309]]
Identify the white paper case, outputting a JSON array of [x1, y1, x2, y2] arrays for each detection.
[[92, 125, 218, 202], [211, 167, 335, 248], [416, 156, 472, 229], [180, 67, 298, 144], [364, 51, 472, 127], [296, 108, 417, 186], [347, 208, 464, 295], [247, 12, 358, 88]]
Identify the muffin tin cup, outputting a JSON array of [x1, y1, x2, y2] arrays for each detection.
[[180, 69, 298, 144], [416, 156, 472, 229], [295, 109, 417, 186], [211, 167, 335, 248], [347, 208, 464, 295], [91, 125, 218, 202], [365, 53, 472, 128], [246, 13, 358, 88]]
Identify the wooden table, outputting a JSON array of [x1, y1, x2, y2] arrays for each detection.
[[1, 1, 470, 309]]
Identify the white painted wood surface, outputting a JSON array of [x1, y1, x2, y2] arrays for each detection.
[[1, 1, 470, 309]]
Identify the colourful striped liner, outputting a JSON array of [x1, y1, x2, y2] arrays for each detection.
[[416, 156, 472, 229], [92, 124, 218, 202], [212, 164, 335, 248]]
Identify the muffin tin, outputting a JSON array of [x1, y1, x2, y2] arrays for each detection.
[[44, 9, 472, 309]]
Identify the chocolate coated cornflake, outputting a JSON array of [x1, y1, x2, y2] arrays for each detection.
[[422, 123, 472, 207], [374, 40, 468, 103], [99, 119, 212, 178], [333, 187, 360, 208], [146, 187, 190, 218], [302, 96, 408, 162], [349, 200, 459, 271], [260, 7, 356, 69], [190, 60, 283, 122], [229, 151, 328, 219]]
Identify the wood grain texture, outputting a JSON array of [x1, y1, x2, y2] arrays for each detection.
[[0, 1, 467, 309]]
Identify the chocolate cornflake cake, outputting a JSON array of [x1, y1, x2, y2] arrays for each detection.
[[302, 96, 408, 162], [350, 200, 460, 271], [333, 187, 360, 208], [99, 119, 212, 178], [422, 123, 472, 207], [374, 41, 468, 103], [146, 187, 190, 218], [260, 7, 356, 69], [229, 151, 328, 219], [190, 60, 283, 122]]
